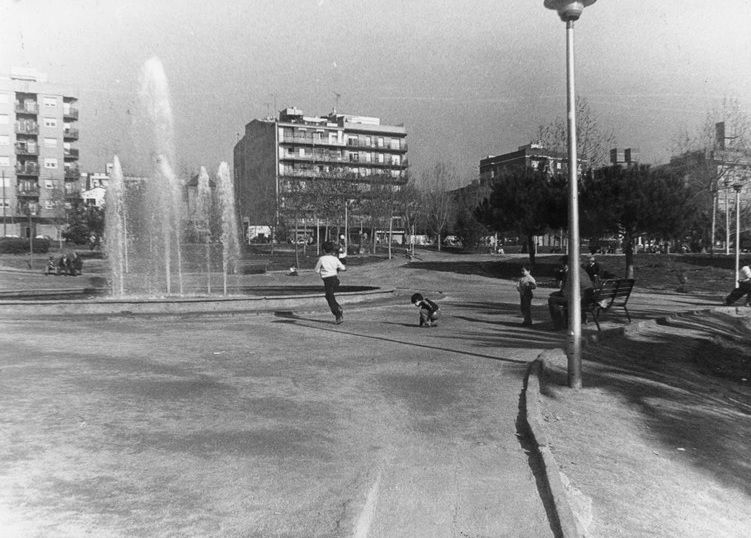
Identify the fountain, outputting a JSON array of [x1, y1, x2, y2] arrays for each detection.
[[0, 56, 389, 316], [103, 57, 244, 298]]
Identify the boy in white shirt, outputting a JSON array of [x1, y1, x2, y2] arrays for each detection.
[[314, 241, 347, 324]]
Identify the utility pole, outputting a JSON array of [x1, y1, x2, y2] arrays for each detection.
[[2, 170, 6, 237]]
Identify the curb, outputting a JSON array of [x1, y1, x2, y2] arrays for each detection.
[[0, 287, 398, 317], [524, 352, 583, 538]]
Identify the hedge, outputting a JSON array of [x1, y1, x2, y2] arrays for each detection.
[[0, 237, 51, 254]]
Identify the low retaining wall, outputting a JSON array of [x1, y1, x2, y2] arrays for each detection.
[[0, 288, 396, 317]]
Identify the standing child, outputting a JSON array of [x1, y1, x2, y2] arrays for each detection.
[[410, 293, 440, 327], [314, 241, 346, 324], [516, 264, 536, 326]]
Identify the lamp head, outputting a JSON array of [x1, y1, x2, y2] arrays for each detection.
[[544, 0, 597, 21]]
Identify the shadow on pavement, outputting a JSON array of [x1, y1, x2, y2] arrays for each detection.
[[545, 311, 751, 498]]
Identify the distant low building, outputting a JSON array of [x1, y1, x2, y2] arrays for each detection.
[[479, 143, 583, 187]]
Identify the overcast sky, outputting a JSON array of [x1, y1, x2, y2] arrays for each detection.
[[3, 0, 750, 184]]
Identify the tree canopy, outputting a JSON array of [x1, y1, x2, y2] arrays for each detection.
[[580, 164, 696, 278], [475, 168, 566, 266]]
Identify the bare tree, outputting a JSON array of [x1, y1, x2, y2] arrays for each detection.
[[671, 97, 751, 253], [421, 162, 458, 251], [534, 96, 616, 169], [47, 180, 68, 249]]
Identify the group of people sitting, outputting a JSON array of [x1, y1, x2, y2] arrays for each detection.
[[45, 252, 83, 276], [547, 255, 613, 330]]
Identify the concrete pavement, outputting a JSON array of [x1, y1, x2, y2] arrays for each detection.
[[0, 252, 725, 536]]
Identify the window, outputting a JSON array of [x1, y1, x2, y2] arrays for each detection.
[[350, 153, 359, 162], [377, 154, 385, 163], [0, 135, 8, 146], [0, 114, 8, 125], [299, 148, 306, 157], [43, 200, 54, 209], [45, 138, 58, 148], [0, 175, 10, 187], [45, 181, 54, 189], [0, 93, 8, 104], [43, 97, 57, 108], [44, 158, 58, 169], [377, 138, 384, 148], [0, 199, 9, 209], [390, 139, 401, 150], [0, 156, 9, 167], [44, 117, 57, 128]]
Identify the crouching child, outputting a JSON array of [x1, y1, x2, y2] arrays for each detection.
[[411, 293, 440, 327]]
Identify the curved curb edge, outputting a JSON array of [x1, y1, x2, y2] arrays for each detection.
[[523, 307, 736, 538], [524, 351, 585, 538]]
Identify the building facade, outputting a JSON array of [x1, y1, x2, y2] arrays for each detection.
[[233, 107, 408, 242], [479, 143, 575, 187], [0, 68, 80, 239]]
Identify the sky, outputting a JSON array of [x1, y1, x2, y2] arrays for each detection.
[[2, 0, 751, 185]]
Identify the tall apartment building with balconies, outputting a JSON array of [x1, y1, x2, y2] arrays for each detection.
[[0, 68, 80, 239], [233, 107, 408, 241]]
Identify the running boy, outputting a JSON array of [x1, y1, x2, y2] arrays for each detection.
[[410, 293, 440, 327], [314, 241, 346, 324], [516, 264, 536, 326]]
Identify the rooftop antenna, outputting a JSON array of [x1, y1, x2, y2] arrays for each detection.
[[332, 91, 341, 114]]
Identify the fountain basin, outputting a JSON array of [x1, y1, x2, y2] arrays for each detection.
[[0, 286, 395, 317]]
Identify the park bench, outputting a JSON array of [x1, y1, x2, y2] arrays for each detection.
[[585, 278, 635, 330]]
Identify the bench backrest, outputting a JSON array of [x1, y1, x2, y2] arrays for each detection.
[[592, 278, 635, 308]]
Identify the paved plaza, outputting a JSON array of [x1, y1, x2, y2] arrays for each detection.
[[0, 252, 725, 536]]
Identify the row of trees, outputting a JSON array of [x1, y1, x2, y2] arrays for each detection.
[[475, 164, 695, 278]]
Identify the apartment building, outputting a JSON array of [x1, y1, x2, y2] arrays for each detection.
[[478, 143, 580, 187], [233, 107, 408, 242], [0, 68, 80, 239]]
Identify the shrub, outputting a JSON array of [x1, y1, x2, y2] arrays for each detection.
[[0, 237, 50, 254]]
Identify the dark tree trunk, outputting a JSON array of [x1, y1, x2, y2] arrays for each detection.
[[624, 232, 635, 279], [526, 235, 536, 269]]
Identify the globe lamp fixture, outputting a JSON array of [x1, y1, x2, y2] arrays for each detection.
[[544, 0, 596, 21]]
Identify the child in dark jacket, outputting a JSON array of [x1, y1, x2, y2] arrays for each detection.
[[516, 264, 537, 326], [411, 293, 440, 327]]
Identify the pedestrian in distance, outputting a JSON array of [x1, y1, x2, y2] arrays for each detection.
[[337, 234, 347, 265], [516, 264, 536, 326], [724, 265, 751, 306], [554, 255, 568, 289], [584, 255, 602, 286], [411, 292, 440, 327], [314, 241, 346, 324], [45, 256, 56, 275]]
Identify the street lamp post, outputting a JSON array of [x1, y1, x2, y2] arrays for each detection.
[[733, 181, 743, 282], [544, 0, 597, 389]]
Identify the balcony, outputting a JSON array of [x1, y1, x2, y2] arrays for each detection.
[[279, 135, 344, 147], [64, 148, 80, 160], [17, 183, 40, 197], [15, 162, 40, 176], [63, 128, 79, 140], [63, 107, 79, 120], [15, 123, 39, 135], [15, 143, 38, 156], [279, 153, 345, 165], [15, 102, 39, 115], [65, 167, 81, 180]]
